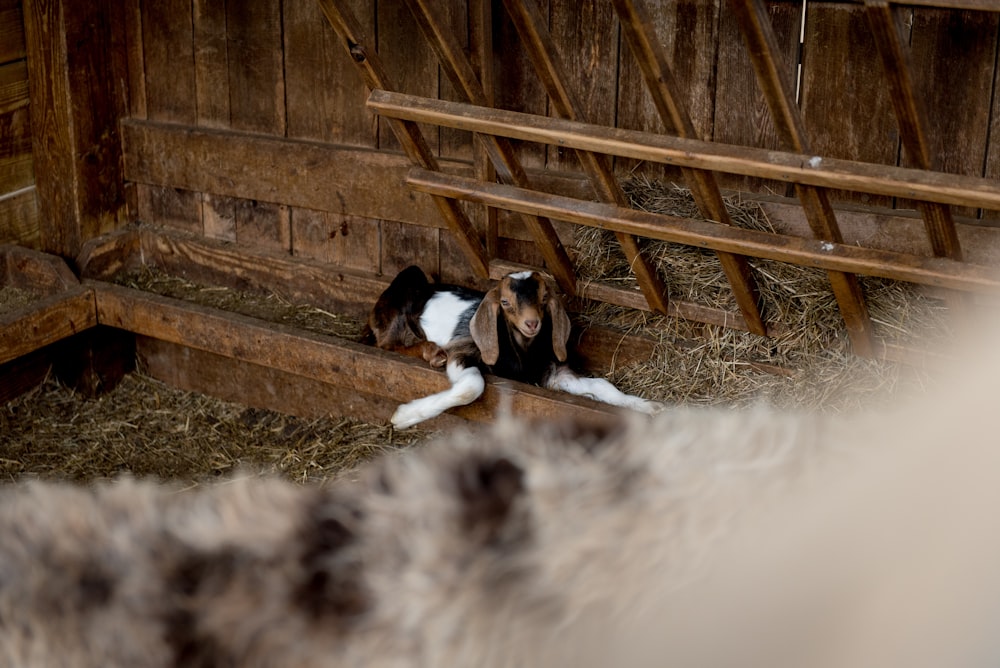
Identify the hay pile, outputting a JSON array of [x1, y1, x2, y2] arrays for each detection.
[[572, 176, 949, 411], [0, 373, 430, 485]]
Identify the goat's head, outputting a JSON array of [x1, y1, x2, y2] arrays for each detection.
[[470, 271, 572, 365]]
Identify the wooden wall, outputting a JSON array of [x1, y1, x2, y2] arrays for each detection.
[[8, 1, 1000, 283], [0, 0, 35, 248]]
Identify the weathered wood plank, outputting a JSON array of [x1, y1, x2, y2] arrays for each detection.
[[76, 227, 143, 281], [727, 0, 875, 355], [136, 185, 203, 235], [865, 2, 963, 260], [614, 0, 766, 336], [0, 60, 28, 114], [0, 345, 51, 405], [192, 0, 230, 128], [122, 120, 444, 227], [1, 243, 78, 293], [137, 337, 423, 426], [134, 227, 386, 317], [0, 0, 26, 65], [369, 91, 1000, 212], [408, 169, 1000, 294], [0, 186, 37, 247], [986, 39, 1000, 223], [0, 289, 96, 365], [284, 0, 375, 145], [291, 208, 381, 274], [0, 105, 31, 195], [544, 0, 619, 172], [615, 0, 720, 177], [234, 199, 290, 253], [800, 3, 898, 208], [142, 0, 196, 124], [905, 7, 998, 218], [95, 283, 618, 425], [24, 0, 127, 257], [402, 0, 577, 295], [315, 0, 490, 279], [714, 1, 800, 195], [227, 0, 285, 135], [500, 0, 670, 315]]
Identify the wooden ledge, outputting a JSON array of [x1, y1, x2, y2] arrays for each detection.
[[90, 281, 620, 427]]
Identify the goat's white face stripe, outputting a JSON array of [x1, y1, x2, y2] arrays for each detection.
[[420, 292, 478, 346], [507, 270, 534, 280]]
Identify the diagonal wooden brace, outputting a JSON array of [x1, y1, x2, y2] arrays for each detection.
[[316, 0, 490, 280]]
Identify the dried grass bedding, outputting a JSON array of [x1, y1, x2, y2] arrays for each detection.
[[572, 176, 947, 412], [0, 373, 430, 485], [0, 286, 41, 315], [1, 177, 955, 482]]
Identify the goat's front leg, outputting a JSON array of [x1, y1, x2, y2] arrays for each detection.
[[546, 365, 663, 415], [392, 358, 486, 429]]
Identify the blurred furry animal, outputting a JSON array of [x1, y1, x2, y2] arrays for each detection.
[[3, 320, 1000, 667], [363, 265, 661, 428]]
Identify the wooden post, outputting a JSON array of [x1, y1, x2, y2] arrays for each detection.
[[23, 0, 129, 260]]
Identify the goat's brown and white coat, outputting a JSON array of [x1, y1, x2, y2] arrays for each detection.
[[364, 266, 661, 428]]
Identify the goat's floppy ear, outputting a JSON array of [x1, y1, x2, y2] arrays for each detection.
[[471, 288, 501, 365], [547, 282, 572, 362]]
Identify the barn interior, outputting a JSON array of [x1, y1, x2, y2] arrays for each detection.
[[2, 0, 999, 483]]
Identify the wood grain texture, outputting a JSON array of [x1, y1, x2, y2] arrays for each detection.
[[284, 0, 376, 145], [136, 185, 203, 235], [192, 0, 230, 128], [986, 41, 1000, 222], [500, 0, 670, 314], [142, 0, 196, 124], [866, 2, 962, 260], [24, 0, 127, 257], [0, 60, 28, 114], [1, 243, 79, 293], [544, 0, 619, 172], [291, 208, 381, 274], [0, 289, 97, 365], [616, 0, 766, 336], [402, 0, 578, 294], [96, 283, 617, 426], [0, 106, 31, 194], [0, 0, 26, 64], [615, 0, 721, 177], [0, 186, 37, 247], [905, 7, 998, 217], [227, 0, 285, 135], [801, 4, 898, 209], [715, 1, 801, 195], [122, 120, 445, 227], [369, 91, 1000, 212], [408, 168, 1000, 294]]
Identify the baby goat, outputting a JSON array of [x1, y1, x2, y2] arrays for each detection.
[[365, 266, 661, 429]]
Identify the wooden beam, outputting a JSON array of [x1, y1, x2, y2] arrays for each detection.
[[367, 90, 1000, 213], [314, 0, 489, 279], [23, 0, 128, 258], [0, 290, 97, 365], [407, 169, 1000, 294], [865, 1, 963, 261], [94, 282, 618, 425], [499, 0, 670, 315], [612, 0, 766, 335], [401, 0, 577, 295], [728, 0, 875, 355]]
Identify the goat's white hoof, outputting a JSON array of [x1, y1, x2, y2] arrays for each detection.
[[391, 404, 425, 430]]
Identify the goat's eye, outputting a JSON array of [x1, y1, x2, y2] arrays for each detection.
[[500, 298, 511, 308]]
